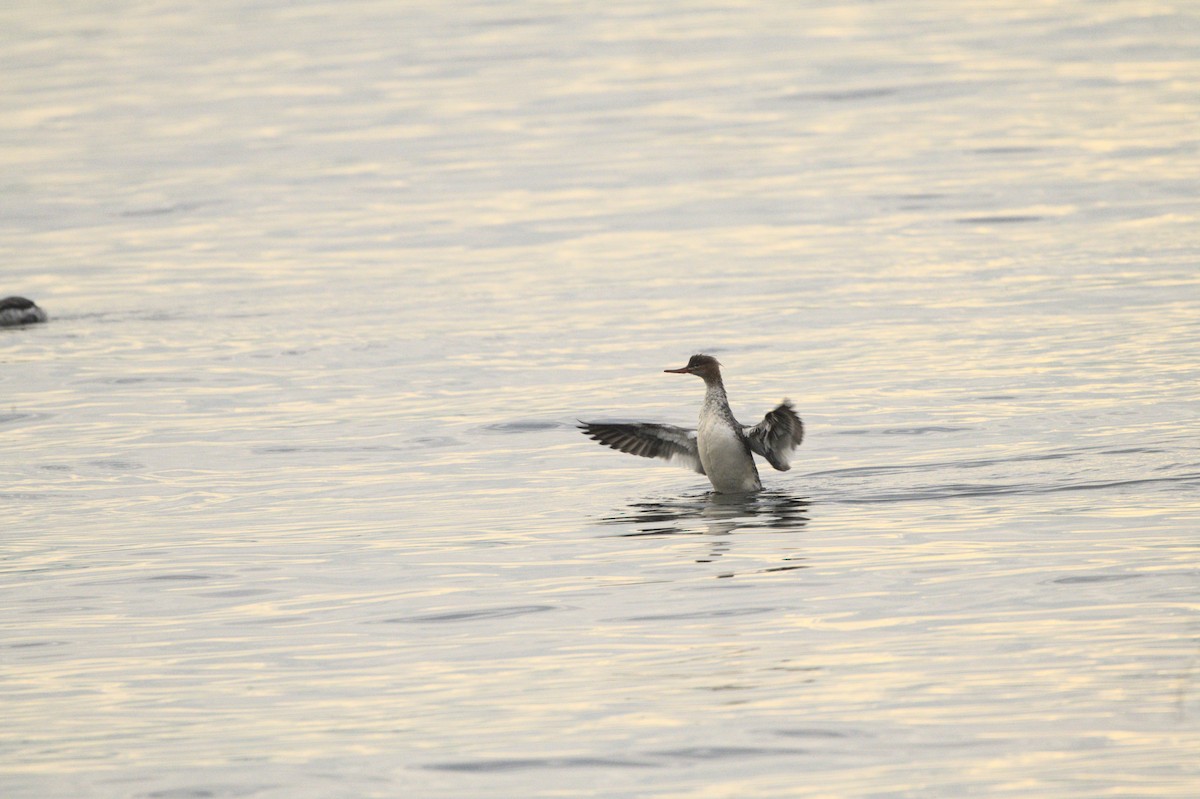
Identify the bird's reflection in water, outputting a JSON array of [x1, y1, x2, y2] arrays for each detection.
[[599, 489, 811, 575]]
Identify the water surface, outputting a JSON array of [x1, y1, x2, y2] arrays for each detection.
[[3, 1, 1199, 797]]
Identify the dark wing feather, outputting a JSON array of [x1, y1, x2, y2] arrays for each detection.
[[744, 400, 804, 471], [578, 421, 705, 475]]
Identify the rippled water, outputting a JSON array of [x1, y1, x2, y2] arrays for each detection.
[[3, 1, 1199, 797]]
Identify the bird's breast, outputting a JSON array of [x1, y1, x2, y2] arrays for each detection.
[[697, 417, 761, 493]]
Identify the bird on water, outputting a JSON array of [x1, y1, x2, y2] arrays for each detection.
[[579, 354, 804, 493], [0, 297, 47, 327]]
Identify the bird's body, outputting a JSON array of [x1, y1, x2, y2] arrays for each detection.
[[0, 296, 47, 327], [580, 354, 804, 494], [696, 376, 762, 492]]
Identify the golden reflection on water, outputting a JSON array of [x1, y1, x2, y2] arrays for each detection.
[[4, 0, 1200, 796]]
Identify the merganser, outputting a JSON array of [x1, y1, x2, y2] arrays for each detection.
[[0, 297, 47, 327], [579, 354, 804, 493]]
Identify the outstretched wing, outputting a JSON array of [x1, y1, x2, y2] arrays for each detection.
[[744, 400, 804, 471], [578, 421, 705, 475]]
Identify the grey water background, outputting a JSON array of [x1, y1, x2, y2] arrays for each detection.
[[3, 1, 1199, 796]]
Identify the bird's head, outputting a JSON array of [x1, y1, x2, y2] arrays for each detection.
[[664, 354, 722, 382]]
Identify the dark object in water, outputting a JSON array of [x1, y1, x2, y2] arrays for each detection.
[[0, 296, 48, 327]]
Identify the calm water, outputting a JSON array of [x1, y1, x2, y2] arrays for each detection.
[[3, 1, 1199, 797]]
